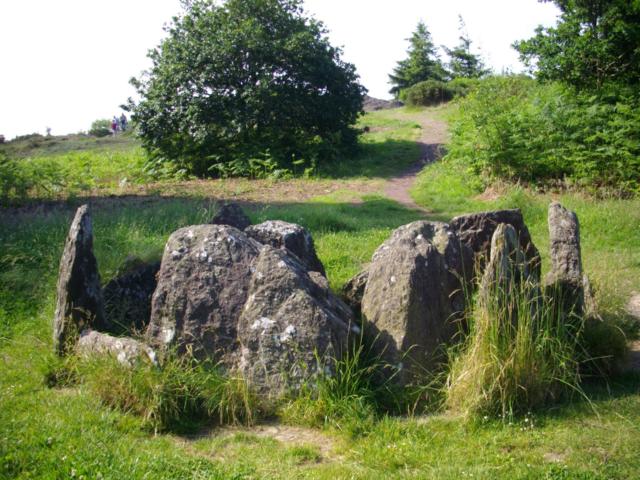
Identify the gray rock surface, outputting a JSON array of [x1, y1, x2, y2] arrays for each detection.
[[341, 270, 369, 318], [77, 330, 156, 366], [544, 202, 584, 317], [103, 257, 160, 334], [237, 246, 354, 395], [146, 225, 262, 364], [450, 209, 540, 277], [361, 221, 471, 384], [211, 203, 251, 230], [245, 220, 326, 276], [53, 205, 107, 355]]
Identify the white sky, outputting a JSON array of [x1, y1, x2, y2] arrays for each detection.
[[0, 0, 559, 140]]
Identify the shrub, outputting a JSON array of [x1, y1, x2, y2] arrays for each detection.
[[89, 119, 112, 137], [130, 0, 365, 177], [446, 76, 640, 195], [401, 80, 455, 106]]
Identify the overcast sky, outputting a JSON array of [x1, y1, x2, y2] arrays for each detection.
[[0, 0, 559, 140]]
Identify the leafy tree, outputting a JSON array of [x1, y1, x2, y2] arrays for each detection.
[[388, 21, 446, 97], [128, 0, 366, 176], [514, 0, 640, 89], [444, 16, 490, 79]]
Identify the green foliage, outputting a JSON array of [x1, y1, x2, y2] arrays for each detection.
[[446, 276, 584, 419], [515, 0, 640, 90], [445, 76, 640, 194], [388, 21, 446, 97], [444, 16, 490, 80], [401, 80, 453, 106], [89, 118, 112, 137], [130, 0, 365, 177]]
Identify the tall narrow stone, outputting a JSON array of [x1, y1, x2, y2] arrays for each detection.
[[53, 205, 106, 355], [544, 202, 584, 318]]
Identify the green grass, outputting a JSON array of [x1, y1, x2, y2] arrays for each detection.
[[1, 106, 639, 478]]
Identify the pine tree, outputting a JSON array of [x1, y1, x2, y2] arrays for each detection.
[[388, 21, 445, 97], [444, 16, 489, 79]]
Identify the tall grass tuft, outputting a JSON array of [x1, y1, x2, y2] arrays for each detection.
[[445, 277, 584, 420], [81, 351, 260, 433], [280, 335, 399, 435]]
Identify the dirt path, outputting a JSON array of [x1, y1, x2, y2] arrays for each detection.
[[383, 111, 449, 211]]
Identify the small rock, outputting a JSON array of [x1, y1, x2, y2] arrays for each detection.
[[77, 330, 156, 366], [210, 203, 251, 230]]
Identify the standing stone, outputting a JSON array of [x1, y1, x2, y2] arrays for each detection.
[[450, 209, 540, 277], [146, 225, 262, 364], [245, 220, 326, 276], [211, 203, 252, 231], [544, 202, 584, 317], [361, 221, 472, 384], [53, 205, 106, 355], [478, 223, 534, 320], [237, 246, 353, 395], [103, 258, 160, 334]]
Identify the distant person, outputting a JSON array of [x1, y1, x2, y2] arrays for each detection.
[[111, 116, 118, 136], [46, 127, 51, 136], [119, 113, 127, 132]]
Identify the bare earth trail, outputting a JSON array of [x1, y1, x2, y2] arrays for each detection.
[[383, 110, 449, 212]]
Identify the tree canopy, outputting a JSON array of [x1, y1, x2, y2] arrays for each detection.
[[129, 0, 366, 176], [388, 21, 446, 97], [515, 0, 640, 89], [444, 17, 489, 79]]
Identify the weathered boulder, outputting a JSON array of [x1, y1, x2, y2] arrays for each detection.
[[245, 220, 326, 276], [211, 203, 251, 231], [146, 225, 262, 364], [77, 330, 156, 366], [53, 205, 107, 355], [103, 257, 160, 334], [237, 246, 354, 394], [341, 269, 369, 318], [544, 202, 584, 317], [450, 209, 540, 277], [361, 221, 472, 384]]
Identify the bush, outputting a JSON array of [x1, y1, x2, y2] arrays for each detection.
[[446, 76, 640, 195], [130, 0, 365, 177], [89, 119, 112, 137], [401, 80, 455, 106], [401, 79, 477, 107]]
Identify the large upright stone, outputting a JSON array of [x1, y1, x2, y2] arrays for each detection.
[[53, 205, 106, 355], [450, 209, 540, 277], [361, 221, 472, 384], [544, 202, 584, 317], [237, 246, 353, 394], [245, 220, 326, 276], [211, 203, 251, 231], [146, 225, 261, 363]]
